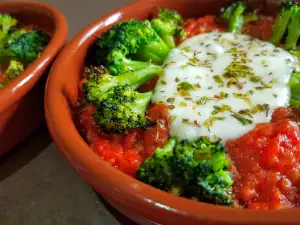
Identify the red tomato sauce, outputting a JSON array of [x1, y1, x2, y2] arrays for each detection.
[[76, 102, 169, 177], [180, 15, 274, 42], [77, 15, 284, 206], [226, 108, 300, 209]]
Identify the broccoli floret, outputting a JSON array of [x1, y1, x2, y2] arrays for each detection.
[[5, 59, 24, 80], [0, 28, 49, 63], [217, 1, 259, 33], [270, 1, 298, 46], [83, 64, 163, 104], [137, 137, 233, 205], [0, 15, 19, 61], [107, 47, 153, 75], [228, 2, 247, 33], [150, 9, 184, 49], [244, 12, 260, 24], [94, 85, 153, 133], [92, 16, 181, 75], [136, 137, 176, 190], [173, 138, 232, 205], [83, 64, 162, 133], [6, 28, 28, 44], [195, 170, 233, 205], [7, 29, 50, 63], [85, 65, 108, 82], [0, 14, 17, 40]]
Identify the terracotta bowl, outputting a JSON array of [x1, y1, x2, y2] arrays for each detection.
[[0, 2, 68, 155], [45, 0, 300, 224]]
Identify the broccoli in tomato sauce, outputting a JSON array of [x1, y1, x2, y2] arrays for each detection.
[[0, 14, 50, 87], [77, 3, 300, 209], [137, 137, 233, 205]]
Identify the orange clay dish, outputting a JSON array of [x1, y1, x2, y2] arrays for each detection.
[[0, 2, 67, 156], [76, 1, 300, 209], [0, 14, 50, 88]]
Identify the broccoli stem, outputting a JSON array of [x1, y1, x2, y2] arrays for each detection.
[[134, 50, 165, 65], [228, 3, 246, 33], [270, 5, 294, 46], [85, 64, 163, 104], [133, 91, 154, 115], [122, 58, 152, 71], [156, 137, 176, 156], [119, 64, 163, 89], [160, 35, 176, 49], [138, 38, 170, 64], [288, 71, 300, 109], [285, 8, 300, 50], [244, 12, 260, 24], [288, 71, 300, 108], [291, 48, 300, 58]]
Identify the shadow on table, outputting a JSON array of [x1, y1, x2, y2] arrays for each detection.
[[96, 193, 138, 225], [0, 123, 52, 181]]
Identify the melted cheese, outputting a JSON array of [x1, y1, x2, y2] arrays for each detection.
[[152, 32, 299, 142]]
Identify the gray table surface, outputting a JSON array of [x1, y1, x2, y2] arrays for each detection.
[[0, 0, 138, 224]]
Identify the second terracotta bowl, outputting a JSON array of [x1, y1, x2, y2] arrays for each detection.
[[0, 2, 68, 155], [45, 0, 300, 224]]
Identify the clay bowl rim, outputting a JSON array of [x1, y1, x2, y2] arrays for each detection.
[[0, 1, 68, 114], [45, 0, 300, 224]]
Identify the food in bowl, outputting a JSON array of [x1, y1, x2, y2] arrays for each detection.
[[0, 14, 50, 87], [75, 0, 300, 209]]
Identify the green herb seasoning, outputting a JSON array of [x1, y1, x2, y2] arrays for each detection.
[[231, 113, 253, 125], [196, 96, 212, 105], [233, 93, 251, 105], [204, 116, 225, 129], [178, 81, 194, 96], [213, 75, 224, 87]]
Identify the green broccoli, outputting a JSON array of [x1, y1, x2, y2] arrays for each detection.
[[83, 64, 162, 133], [83, 64, 163, 104], [0, 14, 19, 61], [92, 10, 183, 75], [244, 12, 260, 24], [7, 29, 50, 63], [137, 137, 233, 205], [92, 19, 169, 74], [94, 85, 153, 133], [0, 82, 8, 88], [84, 65, 108, 81], [150, 9, 184, 49], [0, 14, 17, 40], [173, 138, 232, 205], [288, 71, 300, 108], [0, 28, 49, 63], [270, 1, 298, 46], [285, 4, 300, 50], [217, 1, 259, 33], [290, 46, 300, 58], [6, 28, 28, 44], [5, 59, 24, 80], [136, 137, 177, 190]]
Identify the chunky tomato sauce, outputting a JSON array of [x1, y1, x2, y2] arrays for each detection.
[[76, 14, 300, 209], [226, 108, 300, 209], [76, 102, 169, 177], [181, 15, 274, 42]]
